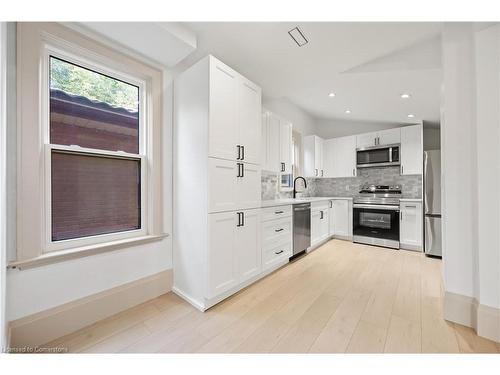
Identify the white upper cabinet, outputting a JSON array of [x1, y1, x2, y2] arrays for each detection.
[[238, 79, 262, 165], [356, 128, 401, 148], [334, 135, 357, 178], [262, 110, 292, 174], [304, 135, 324, 177], [356, 131, 379, 148], [323, 138, 336, 178], [279, 120, 293, 174], [378, 128, 401, 145], [208, 57, 262, 164], [400, 124, 423, 175]]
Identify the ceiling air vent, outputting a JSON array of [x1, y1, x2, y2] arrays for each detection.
[[288, 26, 308, 47]]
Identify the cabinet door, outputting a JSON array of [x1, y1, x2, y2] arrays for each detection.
[[239, 79, 262, 165], [261, 111, 269, 169], [268, 113, 281, 172], [401, 124, 423, 175], [236, 209, 262, 282], [311, 210, 322, 246], [356, 132, 377, 148], [209, 61, 239, 161], [323, 139, 336, 178], [400, 202, 423, 248], [319, 209, 329, 241], [328, 201, 335, 235], [207, 211, 238, 298], [332, 200, 349, 237], [335, 136, 357, 177], [237, 163, 261, 209], [280, 121, 293, 174], [315, 136, 324, 177], [378, 128, 401, 145], [208, 158, 238, 213]]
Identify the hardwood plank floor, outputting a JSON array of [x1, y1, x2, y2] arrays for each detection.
[[45, 239, 500, 353]]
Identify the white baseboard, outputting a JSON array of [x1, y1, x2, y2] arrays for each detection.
[[444, 291, 500, 343], [8, 269, 173, 348]]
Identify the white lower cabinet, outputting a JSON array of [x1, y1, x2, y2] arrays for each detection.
[[400, 201, 423, 250], [331, 199, 353, 240], [261, 205, 293, 271], [207, 209, 261, 299], [311, 201, 330, 246]]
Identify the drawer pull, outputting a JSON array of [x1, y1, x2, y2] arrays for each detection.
[[274, 210, 284, 214], [275, 250, 284, 255], [275, 228, 284, 232]]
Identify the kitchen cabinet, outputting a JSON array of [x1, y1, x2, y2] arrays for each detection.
[[400, 201, 423, 251], [400, 124, 423, 175], [331, 199, 352, 240], [261, 110, 292, 174], [304, 135, 324, 177], [311, 201, 330, 246], [323, 138, 336, 178], [334, 136, 357, 178], [208, 57, 261, 164], [378, 128, 401, 145], [208, 158, 261, 213], [261, 205, 293, 271], [174, 55, 264, 310], [280, 120, 293, 174], [356, 128, 401, 148], [208, 209, 262, 298]]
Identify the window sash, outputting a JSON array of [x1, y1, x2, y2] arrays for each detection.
[[44, 144, 147, 252], [42, 47, 150, 253]]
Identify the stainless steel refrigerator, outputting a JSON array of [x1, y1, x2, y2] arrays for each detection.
[[424, 150, 442, 257]]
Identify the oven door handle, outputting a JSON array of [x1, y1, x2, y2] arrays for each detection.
[[353, 204, 400, 211]]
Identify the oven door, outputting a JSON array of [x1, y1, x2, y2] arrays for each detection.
[[353, 204, 400, 249]]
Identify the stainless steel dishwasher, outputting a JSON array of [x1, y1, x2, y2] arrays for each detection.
[[292, 203, 311, 257]]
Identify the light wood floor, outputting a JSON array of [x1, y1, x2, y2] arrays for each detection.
[[46, 239, 500, 353]]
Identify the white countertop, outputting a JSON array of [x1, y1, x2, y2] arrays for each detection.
[[261, 196, 353, 208], [399, 198, 423, 202]]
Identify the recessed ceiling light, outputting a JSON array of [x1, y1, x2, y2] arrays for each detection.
[[401, 93, 411, 99], [407, 114, 415, 118], [345, 109, 351, 114], [328, 92, 336, 98]]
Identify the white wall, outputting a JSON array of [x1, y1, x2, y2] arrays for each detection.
[[474, 24, 500, 310], [1, 21, 9, 350], [441, 23, 478, 302], [5, 25, 174, 321], [441, 23, 500, 318], [262, 97, 317, 136], [314, 117, 402, 139]]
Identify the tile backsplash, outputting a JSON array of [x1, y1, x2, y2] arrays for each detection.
[[261, 166, 422, 200]]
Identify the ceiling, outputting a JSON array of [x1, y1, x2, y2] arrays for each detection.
[[178, 22, 443, 126]]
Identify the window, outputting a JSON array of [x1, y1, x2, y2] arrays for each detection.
[[15, 23, 164, 264], [47, 56, 144, 246]]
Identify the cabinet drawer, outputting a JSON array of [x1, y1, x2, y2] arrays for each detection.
[[262, 217, 292, 243], [262, 205, 292, 221], [263, 241, 292, 270]]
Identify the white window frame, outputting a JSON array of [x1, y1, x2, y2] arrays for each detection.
[[41, 46, 149, 252], [13, 23, 165, 267]]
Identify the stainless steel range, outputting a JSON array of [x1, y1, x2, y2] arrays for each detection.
[[353, 185, 401, 249]]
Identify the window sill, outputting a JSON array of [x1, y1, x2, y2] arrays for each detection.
[[8, 234, 169, 270]]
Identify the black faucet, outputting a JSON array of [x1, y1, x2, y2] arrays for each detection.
[[293, 176, 307, 198]]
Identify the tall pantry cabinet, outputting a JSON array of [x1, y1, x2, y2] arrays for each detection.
[[174, 56, 263, 310]]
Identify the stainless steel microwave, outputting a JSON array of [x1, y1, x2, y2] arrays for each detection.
[[356, 144, 400, 168]]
